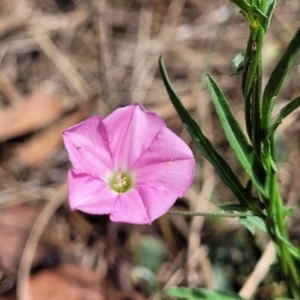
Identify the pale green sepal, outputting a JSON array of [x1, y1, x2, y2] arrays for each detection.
[[239, 216, 267, 234], [231, 51, 245, 75]]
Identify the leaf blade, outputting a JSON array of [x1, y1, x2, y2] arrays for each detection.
[[262, 27, 300, 129], [205, 75, 268, 197], [269, 95, 300, 135]]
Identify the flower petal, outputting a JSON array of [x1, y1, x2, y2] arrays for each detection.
[[68, 170, 117, 215], [109, 189, 150, 224], [64, 105, 195, 225], [103, 104, 166, 169], [63, 117, 113, 178], [134, 186, 179, 222], [133, 127, 195, 196]]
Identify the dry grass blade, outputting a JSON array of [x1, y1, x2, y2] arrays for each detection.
[[0, 70, 22, 105], [0, 9, 31, 38], [28, 27, 93, 101], [29, 10, 91, 32], [239, 242, 276, 299], [130, 4, 153, 104], [0, 187, 55, 208], [17, 183, 67, 300]]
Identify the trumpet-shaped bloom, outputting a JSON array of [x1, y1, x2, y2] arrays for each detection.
[[63, 104, 195, 224]]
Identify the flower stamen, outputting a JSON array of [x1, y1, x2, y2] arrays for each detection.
[[109, 168, 132, 193]]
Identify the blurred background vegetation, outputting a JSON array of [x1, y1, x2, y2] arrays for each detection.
[[0, 0, 299, 299]]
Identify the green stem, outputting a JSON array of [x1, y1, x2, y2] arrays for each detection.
[[242, 19, 300, 297], [242, 27, 263, 144], [251, 29, 263, 155], [167, 210, 263, 218], [242, 29, 258, 138], [265, 140, 300, 298]]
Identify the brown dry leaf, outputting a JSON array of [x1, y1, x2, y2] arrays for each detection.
[[0, 91, 65, 142], [14, 108, 88, 167], [29, 264, 104, 300], [0, 204, 42, 270]]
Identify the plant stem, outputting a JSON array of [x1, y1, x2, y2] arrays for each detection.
[[167, 210, 263, 218], [243, 18, 300, 298], [265, 139, 300, 298]]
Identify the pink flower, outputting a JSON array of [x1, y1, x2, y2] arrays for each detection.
[[63, 104, 195, 224]]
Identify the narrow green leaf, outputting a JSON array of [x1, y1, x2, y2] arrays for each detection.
[[205, 75, 268, 197], [275, 226, 300, 260], [218, 203, 249, 212], [262, 27, 300, 129], [166, 287, 248, 300], [229, 0, 252, 14], [269, 96, 300, 135], [158, 57, 252, 208], [263, 0, 276, 30]]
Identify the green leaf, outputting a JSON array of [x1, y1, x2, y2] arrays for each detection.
[[166, 287, 248, 300], [231, 51, 245, 75], [274, 226, 300, 260], [229, 0, 269, 30], [269, 96, 300, 135], [283, 207, 294, 217], [252, 8, 268, 31], [134, 235, 166, 272], [239, 216, 267, 234], [205, 75, 268, 197], [263, 0, 276, 30], [262, 27, 300, 129], [158, 56, 252, 209], [218, 203, 249, 212], [229, 0, 252, 14]]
